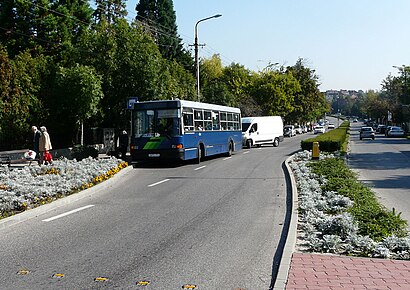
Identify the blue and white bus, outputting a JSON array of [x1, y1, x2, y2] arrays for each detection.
[[130, 100, 242, 163]]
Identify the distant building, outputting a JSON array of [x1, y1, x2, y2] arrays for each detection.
[[324, 89, 363, 101]]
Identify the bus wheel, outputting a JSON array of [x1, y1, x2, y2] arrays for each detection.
[[273, 137, 280, 147], [226, 142, 233, 156], [246, 139, 252, 149]]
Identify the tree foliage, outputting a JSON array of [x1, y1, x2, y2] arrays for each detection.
[[0, 0, 332, 151], [286, 58, 329, 123], [0, 46, 45, 150], [93, 0, 127, 23], [251, 70, 300, 117], [135, 0, 193, 68]]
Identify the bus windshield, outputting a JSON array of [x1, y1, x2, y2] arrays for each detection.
[[133, 109, 180, 138]]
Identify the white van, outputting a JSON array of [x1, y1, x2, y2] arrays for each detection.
[[242, 116, 284, 148]]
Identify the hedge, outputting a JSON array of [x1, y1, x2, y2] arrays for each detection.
[[301, 121, 350, 153]]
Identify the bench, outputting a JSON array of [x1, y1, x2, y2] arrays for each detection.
[[0, 155, 11, 167]]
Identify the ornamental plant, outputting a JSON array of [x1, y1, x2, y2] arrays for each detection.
[[290, 151, 409, 259], [0, 157, 128, 219]]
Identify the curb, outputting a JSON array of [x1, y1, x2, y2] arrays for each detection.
[[0, 165, 133, 229], [273, 156, 298, 289]]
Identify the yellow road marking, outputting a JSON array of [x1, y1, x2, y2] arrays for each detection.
[[182, 285, 197, 289], [137, 280, 150, 286], [17, 269, 29, 275]]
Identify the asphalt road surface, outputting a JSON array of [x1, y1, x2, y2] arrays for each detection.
[[348, 121, 410, 230], [0, 132, 311, 289]]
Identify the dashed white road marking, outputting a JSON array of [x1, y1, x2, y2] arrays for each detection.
[[223, 157, 232, 160], [194, 165, 206, 171], [148, 179, 170, 187], [243, 151, 250, 154], [42, 205, 95, 222]]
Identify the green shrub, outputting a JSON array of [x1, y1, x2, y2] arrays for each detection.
[[301, 121, 350, 152], [70, 145, 99, 161]]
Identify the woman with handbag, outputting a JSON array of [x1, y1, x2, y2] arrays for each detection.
[[39, 126, 53, 165]]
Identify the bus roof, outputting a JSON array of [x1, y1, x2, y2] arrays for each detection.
[[132, 100, 240, 114], [180, 100, 240, 113]]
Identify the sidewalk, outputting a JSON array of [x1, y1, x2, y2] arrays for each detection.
[[286, 253, 410, 289]]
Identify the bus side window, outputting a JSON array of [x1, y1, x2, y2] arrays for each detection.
[[212, 111, 220, 130], [195, 121, 204, 130], [183, 111, 194, 132], [205, 121, 212, 130]]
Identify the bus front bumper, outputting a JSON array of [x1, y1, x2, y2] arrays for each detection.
[[131, 148, 185, 161]]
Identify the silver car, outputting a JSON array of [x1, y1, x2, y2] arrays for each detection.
[[360, 126, 375, 140], [387, 126, 405, 137]]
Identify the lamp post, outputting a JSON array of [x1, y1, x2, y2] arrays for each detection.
[[194, 14, 222, 102]]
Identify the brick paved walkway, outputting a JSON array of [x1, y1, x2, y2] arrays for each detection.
[[286, 252, 410, 289]]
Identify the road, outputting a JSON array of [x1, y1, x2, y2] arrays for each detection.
[[0, 132, 310, 289], [348, 121, 410, 229]]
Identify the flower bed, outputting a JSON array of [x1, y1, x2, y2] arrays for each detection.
[[289, 151, 410, 259], [0, 157, 128, 219]]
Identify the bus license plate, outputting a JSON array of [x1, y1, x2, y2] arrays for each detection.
[[148, 154, 160, 157]]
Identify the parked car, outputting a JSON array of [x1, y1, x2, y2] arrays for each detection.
[[360, 126, 375, 140], [294, 125, 303, 134], [328, 123, 335, 129], [376, 124, 387, 134], [387, 126, 405, 137], [314, 125, 325, 134], [384, 126, 393, 136], [283, 125, 296, 137]]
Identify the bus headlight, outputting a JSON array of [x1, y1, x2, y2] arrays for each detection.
[[172, 144, 183, 149]]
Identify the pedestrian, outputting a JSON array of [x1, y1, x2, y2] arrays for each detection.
[[118, 129, 128, 160], [39, 126, 53, 165], [31, 126, 41, 164]]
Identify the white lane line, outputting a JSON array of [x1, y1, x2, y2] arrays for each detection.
[[243, 151, 250, 154], [223, 157, 232, 160], [42, 205, 95, 222], [148, 179, 170, 187], [194, 165, 206, 171]]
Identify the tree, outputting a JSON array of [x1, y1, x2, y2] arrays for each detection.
[[362, 90, 389, 122], [199, 54, 235, 106], [250, 70, 300, 117], [0, 0, 93, 58], [222, 63, 260, 115], [77, 19, 195, 130], [286, 59, 329, 123], [135, 0, 193, 68], [0, 0, 39, 56], [0, 46, 45, 150], [51, 64, 103, 146], [381, 71, 408, 124], [93, 0, 127, 23]]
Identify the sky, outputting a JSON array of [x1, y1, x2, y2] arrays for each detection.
[[125, 0, 410, 92]]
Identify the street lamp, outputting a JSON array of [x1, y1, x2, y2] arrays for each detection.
[[194, 14, 222, 102]]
